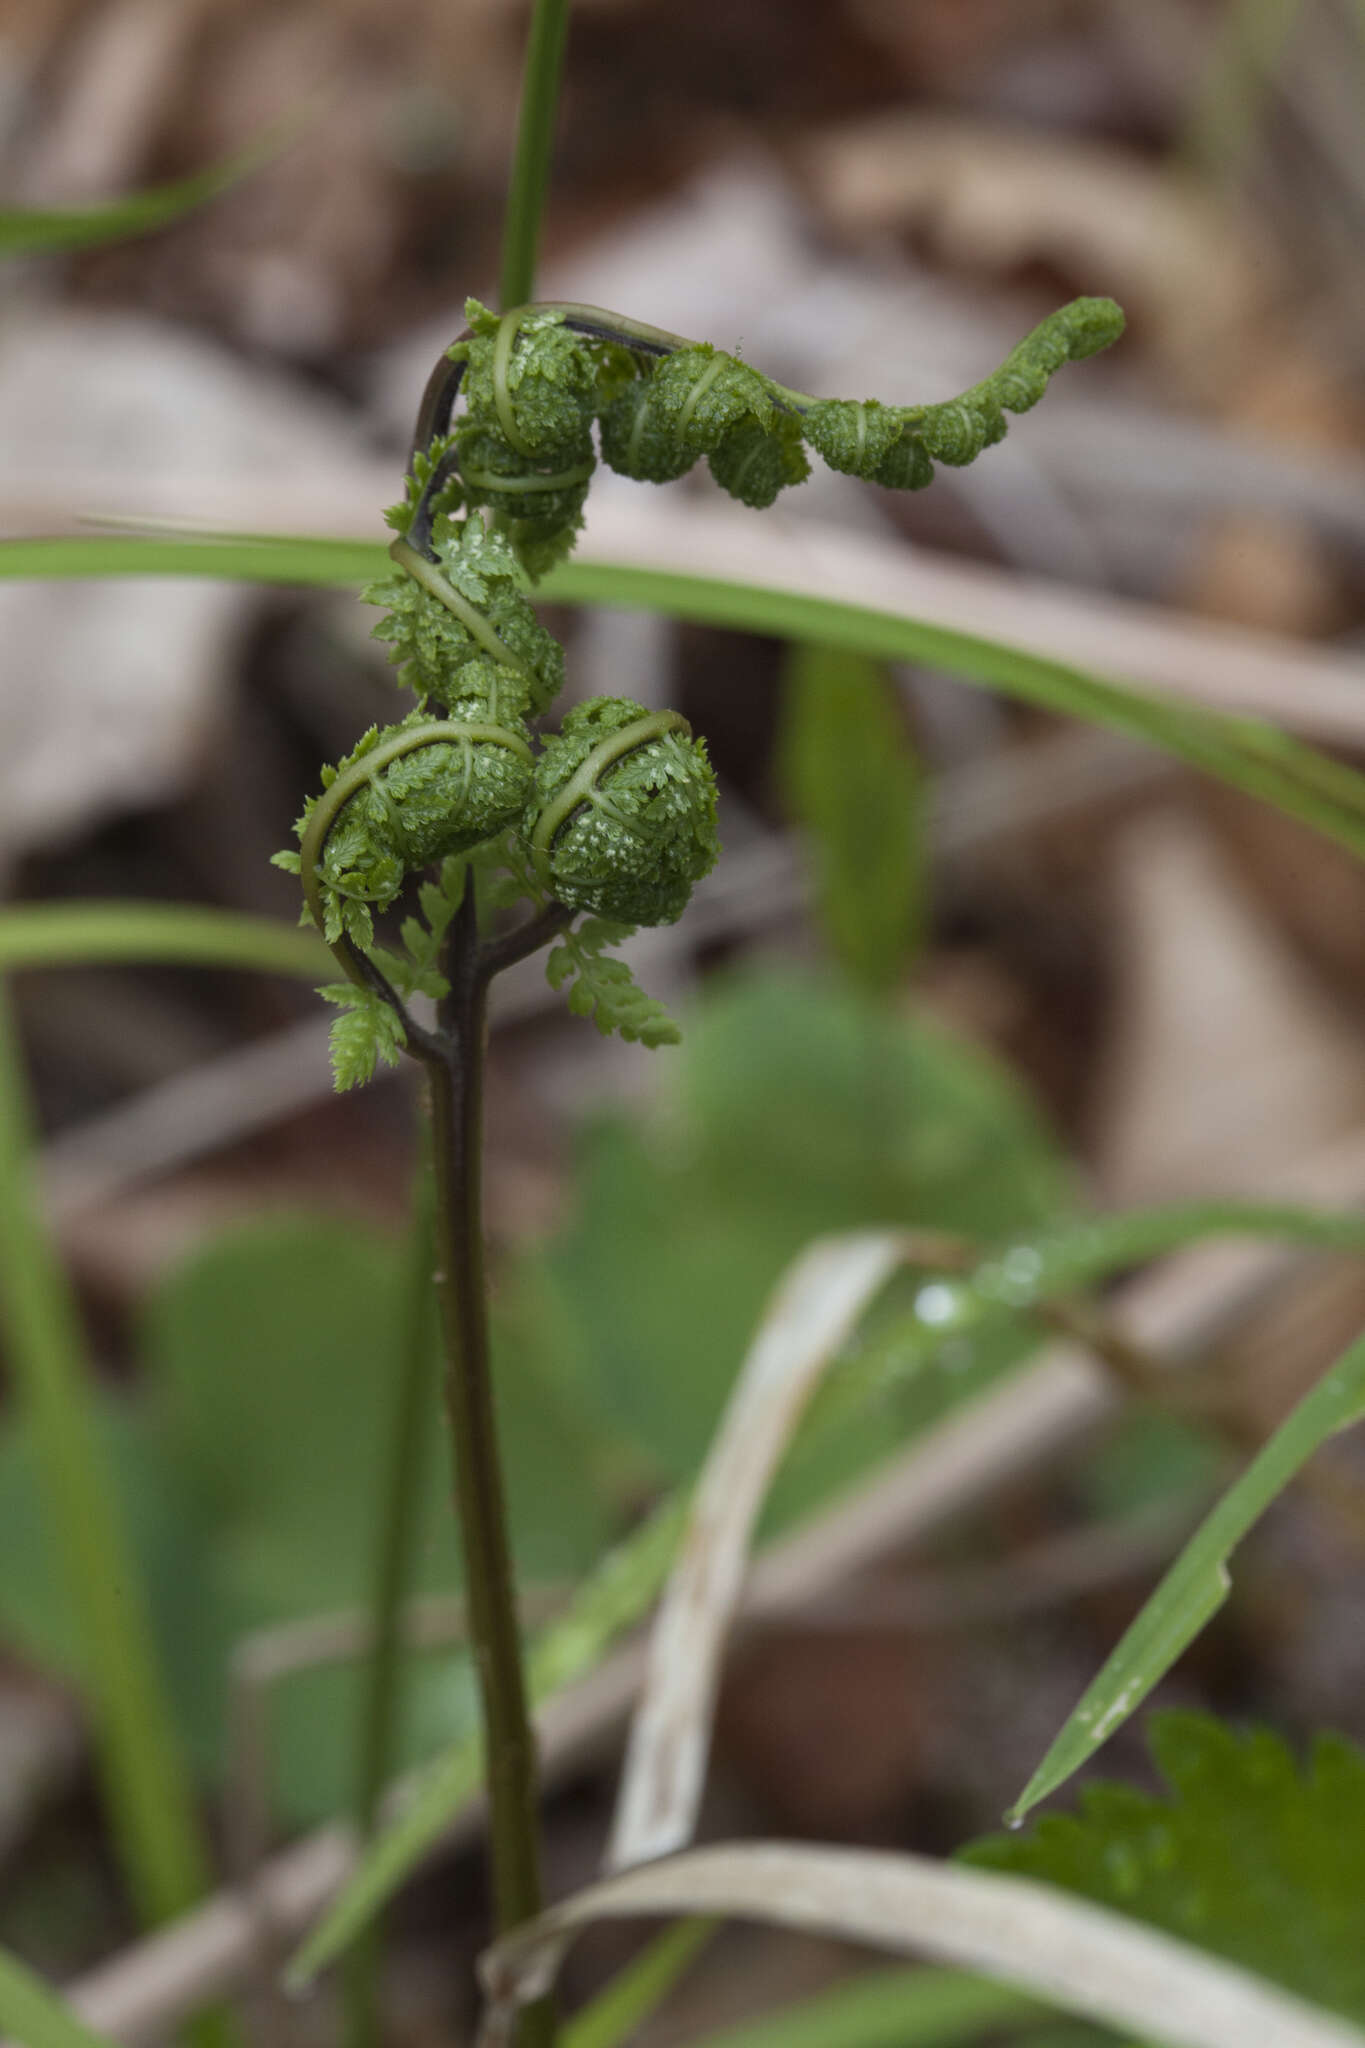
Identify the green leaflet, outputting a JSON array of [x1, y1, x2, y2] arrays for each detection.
[[545, 918, 682, 1045], [0, 1947, 117, 2048], [317, 983, 407, 1091], [1007, 1331, 1365, 1822], [969, 1714, 1365, 2029]]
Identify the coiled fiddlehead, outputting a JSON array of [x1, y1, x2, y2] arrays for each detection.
[[403, 292, 1123, 580], [282, 287, 1123, 1084], [523, 698, 720, 925]]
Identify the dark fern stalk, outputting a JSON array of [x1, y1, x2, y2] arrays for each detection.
[[278, 238, 1123, 2043]]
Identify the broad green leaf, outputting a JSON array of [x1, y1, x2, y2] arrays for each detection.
[[562, 1919, 715, 2048], [0, 902, 327, 980], [0, 1946, 117, 2048], [1007, 1333, 1365, 1822], [1, 1210, 616, 1821], [8, 535, 1365, 875], [141, 1211, 611, 1610], [777, 643, 923, 994], [969, 1713, 1365, 2027], [682, 1967, 1046, 2048], [0, 117, 293, 256], [545, 966, 1071, 1491]]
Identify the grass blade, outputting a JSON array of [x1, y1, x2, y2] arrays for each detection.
[[1008, 1328, 1365, 1824], [0, 1947, 117, 2048], [0, 113, 297, 256], [609, 1232, 907, 1871], [680, 1966, 1045, 2048], [7, 531, 1365, 871], [0, 533, 383, 586], [475, 1839, 1365, 2048], [560, 1919, 715, 2048], [0, 901, 328, 980], [0, 988, 211, 1927]]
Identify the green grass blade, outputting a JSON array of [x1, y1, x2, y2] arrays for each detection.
[[0, 1946, 117, 2048], [0, 533, 383, 586], [286, 1493, 688, 1988], [561, 1919, 716, 2048], [679, 1967, 1044, 2048], [0, 901, 329, 979], [1008, 1327, 1365, 1823], [0, 113, 298, 256], [8, 534, 1365, 869], [0, 987, 212, 1926], [967, 1200, 1365, 1310], [803, 1199, 1365, 1449]]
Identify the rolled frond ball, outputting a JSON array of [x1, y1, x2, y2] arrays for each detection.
[[907, 393, 1007, 467], [870, 433, 933, 491], [299, 713, 534, 943], [648, 346, 773, 457], [523, 696, 720, 926], [709, 412, 810, 509], [1057, 295, 1126, 361], [459, 302, 599, 461], [802, 397, 905, 480], [598, 376, 697, 484]]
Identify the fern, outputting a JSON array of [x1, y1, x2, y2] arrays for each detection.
[[545, 917, 681, 1045], [317, 982, 408, 1091]]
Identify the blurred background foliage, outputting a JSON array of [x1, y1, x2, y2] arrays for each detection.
[[2, 0, 1365, 2041]]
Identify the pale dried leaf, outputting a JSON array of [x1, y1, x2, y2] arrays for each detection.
[[477, 1841, 1365, 2048], [608, 1232, 908, 1871]]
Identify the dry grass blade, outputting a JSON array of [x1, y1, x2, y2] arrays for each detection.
[[607, 1232, 908, 1871], [476, 1841, 1365, 2048]]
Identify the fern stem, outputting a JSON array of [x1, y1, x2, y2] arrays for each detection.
[[343, 1151, 440, 2048], [499, 0, 573, 311], [421, 884, 555, 2048]]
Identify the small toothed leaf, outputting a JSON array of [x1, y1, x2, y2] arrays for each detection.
[[545, 918, 681, 1046], [317, 983, 407, 1090]]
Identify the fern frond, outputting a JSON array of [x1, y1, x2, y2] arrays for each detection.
[[545, 918, 681, 1046]]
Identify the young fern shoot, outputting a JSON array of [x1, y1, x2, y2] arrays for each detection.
[[280, 288, 1124, 1088], [275, 289, 1122, 2030]]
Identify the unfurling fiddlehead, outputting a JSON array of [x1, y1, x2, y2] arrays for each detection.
[[280, 289, 1123, 1085]]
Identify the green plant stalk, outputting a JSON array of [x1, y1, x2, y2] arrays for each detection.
[[499, 0, 573, 310], [0, 987, 223, 2024], [421, 886, 554, 2048], [343, 1152, 440, 2048]]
